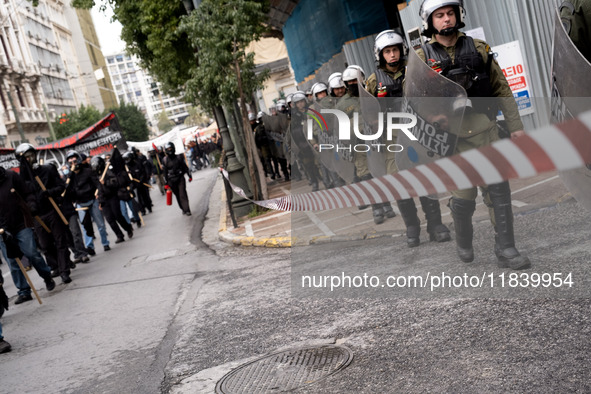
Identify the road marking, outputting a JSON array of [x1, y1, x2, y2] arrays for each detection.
[[512, 200, 528, 207], [305, 211, 335, 236], [511, 175, 560, 194], [245, 221, 254, 237], [439, 175, 560, 201], [248, 210, 290, 225]]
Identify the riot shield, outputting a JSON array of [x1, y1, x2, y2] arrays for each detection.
[[309, 100, 355, 183], [261, 113, 289, 159], [551, 9, 591, 212], [396, 48, 467, 171], [359, 83, 389, 177]]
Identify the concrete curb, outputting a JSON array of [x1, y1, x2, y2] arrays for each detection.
[[218, 182, 292, 248], [216, 178, 409, 248]]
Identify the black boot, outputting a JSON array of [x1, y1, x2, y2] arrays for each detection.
[[372, 204, 385, 225], [382, 202, 397, 218], [397, 198, 421, 247], [420, 196, 451, 242], [450, 197, 476, 262], [488, 182, 531, 270]]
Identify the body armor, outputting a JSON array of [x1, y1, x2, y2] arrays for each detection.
[[374, 68, 403, 98], [423, 35, 496, 118]]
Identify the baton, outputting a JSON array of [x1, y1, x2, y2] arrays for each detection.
[[61, 164, 76, 198], [34, 176, 68, 226], [0, 229, 42, 305], [138, 211, 145, 227], [99, 160, 111, 184], [130, 177, 153, 189], [34, 216, 52, 233], [152, 143, 163, 172], [10, 188, 51, 233]]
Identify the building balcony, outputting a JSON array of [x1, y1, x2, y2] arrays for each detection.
[[2, 107, 46, 124]]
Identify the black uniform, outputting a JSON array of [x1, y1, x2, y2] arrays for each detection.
[[163, 153, 191, 214], [127, 157, 152, 214], [20, 164, 73, 281], [98, 169, 134, 241]]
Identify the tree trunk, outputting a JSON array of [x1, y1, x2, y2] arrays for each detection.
[[234, 59, 268, 201]]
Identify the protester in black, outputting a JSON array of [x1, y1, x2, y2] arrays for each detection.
[[16, 144, 73, 283], [92, 156, 134, 244], [162, 142, 192, 216]]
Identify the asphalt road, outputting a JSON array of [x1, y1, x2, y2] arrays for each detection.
[[1, 167, 589, 393]]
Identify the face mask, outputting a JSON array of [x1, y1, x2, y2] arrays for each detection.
[[62, 169, 70, 176], [347, 84, 359, 97]]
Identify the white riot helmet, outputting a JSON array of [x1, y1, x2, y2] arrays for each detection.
[[419, 0, 466, 37], [256, 111, 264, 120], [291, 90, 307, 104], [311, 82, 328, 99], [374, 30, 406, 63], [328, 72, 345, 90], [342, 65, 365, 85], [248, 112, 256, 121], [286, 93, 294, 106], [276, 99, 286, 111]]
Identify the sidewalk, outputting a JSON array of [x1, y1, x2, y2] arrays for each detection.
[[217, 171, 571, 248]]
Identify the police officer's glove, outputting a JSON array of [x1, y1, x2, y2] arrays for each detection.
[[40, 189, 49, 199]]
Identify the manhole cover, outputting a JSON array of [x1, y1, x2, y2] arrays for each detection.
[[215, 345, 353, 393]]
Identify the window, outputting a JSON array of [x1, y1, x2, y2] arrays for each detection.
[[107, 57, 114, 64], [115, 54, 123, 62]]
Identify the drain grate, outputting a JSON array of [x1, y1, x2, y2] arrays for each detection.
[[215, 345, 353, 393]]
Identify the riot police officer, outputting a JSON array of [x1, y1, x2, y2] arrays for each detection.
[[311, 82, 329, 103], [339, 65, 393, 224], [162, 142, 192, 215], [286, 91, 321, 191], [416, 0, 529, 269], [328, 73, 347, 99], [367, 30, 450, 247]]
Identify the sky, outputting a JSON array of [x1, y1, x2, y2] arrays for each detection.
[[90, 4, 126, 56]]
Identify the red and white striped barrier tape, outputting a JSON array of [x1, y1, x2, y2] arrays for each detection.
[[221, 111, 591, 211]]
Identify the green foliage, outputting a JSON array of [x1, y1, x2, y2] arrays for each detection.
[[73, 0, 194, 96], [114, 0, 194, 96], [179, 0, 270, 109], [246, 205, 269, 219], [110, 102, 150, 142], [183, 106, 210, 127], [157, 111, 175, 133], [52, 104, 103, 140]]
